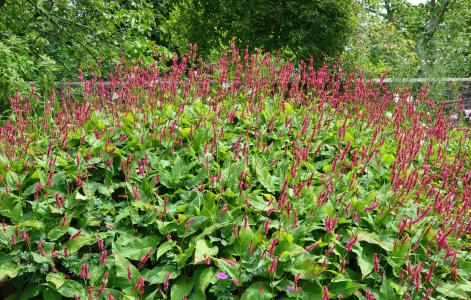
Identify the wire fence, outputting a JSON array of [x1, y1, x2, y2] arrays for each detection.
[[50, 77, 471, 108]]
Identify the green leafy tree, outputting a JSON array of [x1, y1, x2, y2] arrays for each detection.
[[0, 0, 172, 108], [346, 0, 470, 78], [165, 0, 354, 61], [343, 1, 420, 77]]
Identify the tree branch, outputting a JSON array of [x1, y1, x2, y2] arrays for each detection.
[[425, 0, 450, 42]]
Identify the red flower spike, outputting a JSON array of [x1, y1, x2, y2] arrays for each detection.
[[127, 266, 133, 281], [373, 253, 380, 273], [322, 286, 330, 300], [80, 263, 90, 280], [70, 230, 82, 241]]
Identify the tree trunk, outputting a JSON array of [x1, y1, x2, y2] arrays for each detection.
[[418, 0, 450, 73]]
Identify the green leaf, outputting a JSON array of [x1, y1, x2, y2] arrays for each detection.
[[0, 262, 19, 280], [357, 231, 393, 251], [65, 234, 95, 253], [290, 257, 323, 280], [113, 245, 140, 287], [197, 267, 216, 295], [241, 281, 274, 300], [328, 280, 365, 297], [302, 281, 323, 300], [235, 227, 254, 255], [380, 278, 398, 299], [194, 239, 218, 264], [171, 276, 194, 300], [97, 184, 114, 197], [214, 258, 238, 278], [16, 219, 45, 228], [387, 237, 411, 277], [254, 160, 276, 192], [46, 272, 65, 289], [43, 288, 62, 300], [47, 226, 69, 241], [11, 203, 23, 224], [201, 191, 217, 219], [436, 282, 470, 299], [458, 261, 471, 278], [115, 234, 160, 260], [352, 244, 374, 279], [56, 280, 86, 298], [82, 180, 99, 196], [144, 265, 180, 284], [156, 240, 177, 260], [18, 283, 44, 300]]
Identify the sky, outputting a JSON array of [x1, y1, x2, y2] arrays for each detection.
[[406, 0, 428, 5]]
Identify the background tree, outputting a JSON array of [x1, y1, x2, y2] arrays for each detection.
[[0, 0, 172, 107], [164, 0, 354, 62], [345, 0, 470, 78]]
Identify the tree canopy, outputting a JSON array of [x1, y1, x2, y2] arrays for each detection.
[[0, 0, 469, 106], [165, 0, 354, 61]]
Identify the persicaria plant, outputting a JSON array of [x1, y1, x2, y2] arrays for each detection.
[[0, 44, 469, 299]]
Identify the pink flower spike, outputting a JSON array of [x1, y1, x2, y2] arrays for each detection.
[[132, 185, 141, 200], [80, 263, 90, 280], [216, 272, 228, 279]]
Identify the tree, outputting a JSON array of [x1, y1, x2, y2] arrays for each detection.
[[0, 0, 172, 107], [165, 0, 354, 62], [343, 0, 420, 77], [345, 0, 470, 78]]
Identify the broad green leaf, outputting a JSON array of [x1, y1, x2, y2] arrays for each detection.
[[254, 160, 276, 192], [328, 280, 365, 297], [194, 239, 218, 264], [302, 281, 323, 300], [65, 234, 95, 253], [56, 280, 86, 298], [115, 234, 160, 260], [357, 231, 393, 251], [156, 240, 177, 260], [436, 282, 470, 299], [380, 278, 398, 299], [43, 288, 62, 300], [46, 272, 65, 289], [0, 262, 19, 280], [170, 276, 194, 300], [387, 237, 411, 276], [201, 191, 217, 219], [197, 267, 216, 295], [47, 226, 69, 240], [18, 283, 44, 300], [16, 219, 45, 228], [235, 227, 254, 255], [290, 256, 323, 279], [352, 244, 374, 279], [214, 258, 238, 278], [82, 180, 99, 196], [144, 265, 180, 284], [241, 281, 274, 300], [458, 261, 471, 278], [11, 203, 23, 224], [97, 184, 114, 197]]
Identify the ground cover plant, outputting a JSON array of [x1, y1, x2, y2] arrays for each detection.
[[0, 46, 470, 299]]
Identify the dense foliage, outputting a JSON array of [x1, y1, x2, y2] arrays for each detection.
[[344, 0, 471, 78], [1, 0, 470, 108], [165, 0, 353, 61], [0, 0, 171, 105], [0, 49, 470, 299]]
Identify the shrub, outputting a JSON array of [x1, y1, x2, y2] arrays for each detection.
[[0, 48, 469, 299]]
